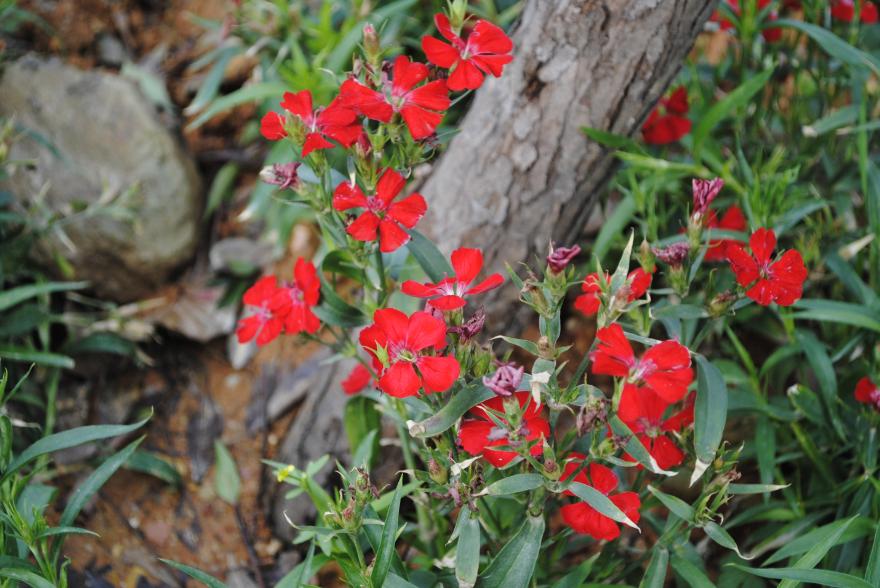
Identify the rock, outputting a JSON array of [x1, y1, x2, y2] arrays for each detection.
[[0, 55, 202, 302], [96, 34, 129, 67]]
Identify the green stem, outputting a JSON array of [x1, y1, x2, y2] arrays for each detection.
[[391, 398, 435, 557]]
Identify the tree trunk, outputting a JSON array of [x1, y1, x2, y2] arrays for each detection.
[[421, 0, 715, 316], [271, 0, 715, 536]]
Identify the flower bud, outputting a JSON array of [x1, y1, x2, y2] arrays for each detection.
[[546, 243, 581, 274], [260, 162, 301, 190], [428, 458, 448, 484], [638, 239, 656, 274], [483, 363, 524, 397], [708, 291, 736, 317], [362, 24, 381, 64], [448, 308, 486, 342], [691, 178, 724, 221], [653, 242, 690, 268], [537, 336, 552, 358]]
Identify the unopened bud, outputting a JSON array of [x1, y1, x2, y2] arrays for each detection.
[[363, 24, 381, 62], [653, 242, 690, 268], [428, 458, 448, 484], [448, 308, 486, 342], [483, 363, 524, 397], [639, 239, 656, 274], [260, 162, 301, 190], [708, 291, 736, 317], [547, 243, 581, 274], [691, 178, 724, 220]]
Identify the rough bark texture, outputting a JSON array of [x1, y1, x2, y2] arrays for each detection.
[[421, 0, 715, 316], [270, 0, 715, 535]]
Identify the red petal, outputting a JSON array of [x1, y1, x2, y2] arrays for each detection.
[[561, 502, 619, 541], [726, 242, 759, 286], [333, 181, 368, 211], [255, 316, 283, 345], [574, 293, 600, 316], [260, 112, 287, 140], [434, 13, 459, 43], [749, 227, 777, 265], [236, 315, 262, 343], [585, 463, 618, 495], [466, 273, 504, 295], [665, 86, 690, 115], [471, 53, 513, 78], [374, 307, 409, 344], [719, 205, 747, 230], [400, 105, 444, 140], [451, 248, 484, 284], [643, 340, 691, 372], [590, 324, 635, 378], [649, 435, 685, 470], [400, 280, 441, 298], [339, 79, 393, 122], [417, 355, 460, 393], [347, 211, 381, 242], [376, 168, 406, 207], [408, 79, 451, 112], [626, 268, 652, 301], [342, 364, 372, 395], [618, 385, 668, 429], [855, 377, 878, 403], [302, 132, 334, 158], [448, 59, 485, 91], [429, 295, 467, 311], [243, 275, 278, 306], [378, 361, 421, 398], [768, 249, 807, 306], [359, 324, 387, 359], [470, 20, 514, 55], [407, 311, 448, 352], [280, 90, 313, 120], [294, 258, 320, 305], [387, 193, 427, 228], [458, 420, 494, 457], [422, 35, 460, 69], [378, 219, 411, 253], [392, 55, 429, 93], [610, 491, 641, 525]]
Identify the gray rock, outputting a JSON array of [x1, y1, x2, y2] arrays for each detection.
[[0, 55, 202, 302]]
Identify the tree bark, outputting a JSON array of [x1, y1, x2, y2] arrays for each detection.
[[270, 0, 715, 535], [421, 0, 715, 315]]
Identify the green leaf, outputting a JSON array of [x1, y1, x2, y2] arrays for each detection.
[[372, 478, 404, 588], [0, 281, 88, 313], [0, 347, 74, 369], [188, 81, 290, 129], [203, 162, 240, 219], [609, 231, 635, 294], [703, 521, 752, 559], [793, 299, 880, 333], [124, 449, 183, 486], [866, 523, 880, 586], [37, 526, 99, 539], [344, 396, 380, 468], [313, 284, 368, 328], [325, 0, 419, 71], [405, 229, 453, 283], [276, 543, 322, 588], [60, 438, 142, 528], [727, 483, 788, 495], [160, 559, 228, 588], [647, 486, 695, 522], [692, 68, 774, 158], [186, 45, 242, 114], [776, 19, 880, 76], [670, 555, 714, 588], [609, 417, 676, 476], [482, 474, 544, 496], [408, 383, 493, 438], [568, 482, 639, 531], [582, 127, 642, 151], [455, 507, 481, 588], [802, 105, 859, 137], [778, 516, 858, 588], [728, 565, 871, 588], [639, 547, 669, 588], [0, 568, 56, 588], [795, 330, 844, 439], [691, 356, 727, 485], [2, 417, 148, 484], [765, 516, 871, 565], [492, 336, 539, 356], [549, 554, 597, 588], [479, 515, 545, 588], [213, 440, 241, 505]]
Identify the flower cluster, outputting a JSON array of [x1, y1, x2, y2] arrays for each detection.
[[641, 86, 691, 145]]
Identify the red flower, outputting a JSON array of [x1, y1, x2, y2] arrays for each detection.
[[270, 258, 322, 335], [560, 458, 641, 541], [401, 247, 503, 310], [359, 308, 460, 398], [333, 168, 427, 253], [260, 112, 287, 141], [574, 268, 652, 317], [421, 13, 513, 91], [703, 205, 747, 262], [831, 0, 879, 23], [342, 364, 373, 395], [726, 228, 807, 306], [236, 276, 285, 345], [641, 86, 691, 145], [855, 376, 880, 409], [458, 392, 549, 467], [618, 385, 694, 470], [590, 323, 694, 403], [278, 90, 361, 157], [338, 55, 450, 140]]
